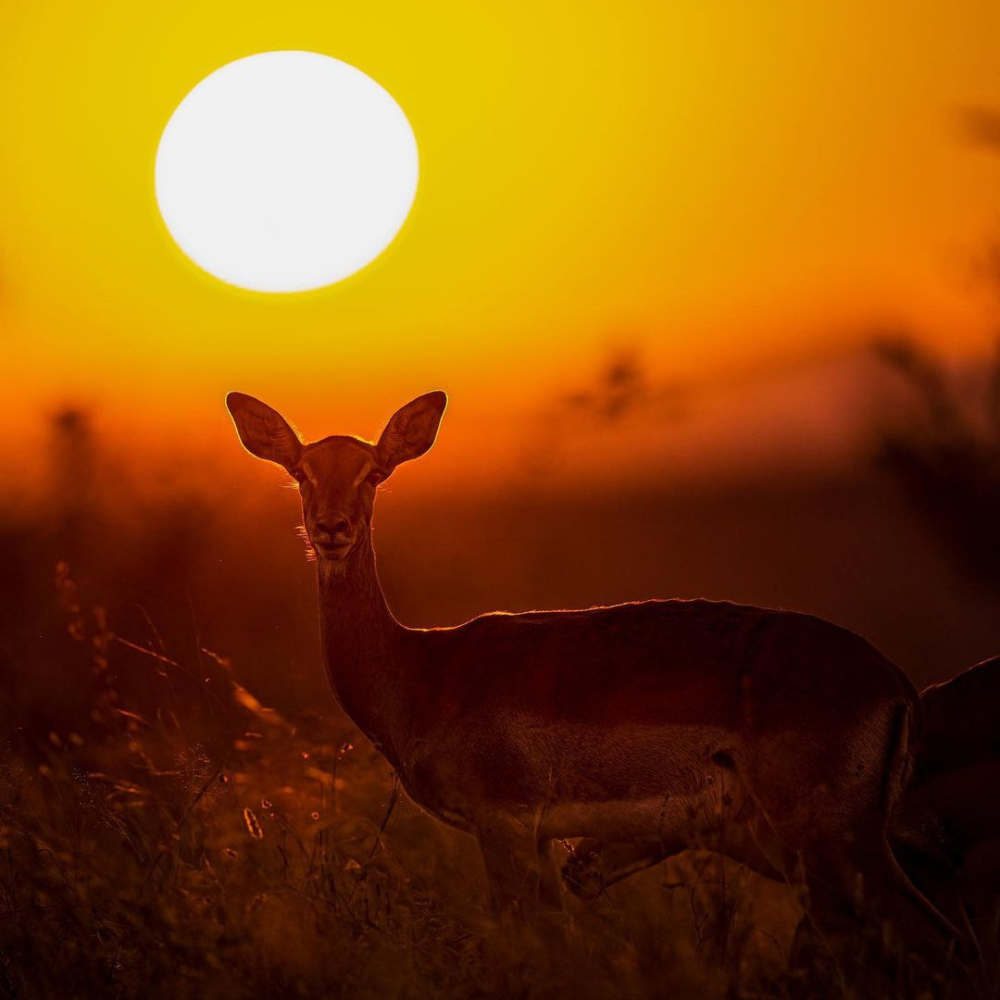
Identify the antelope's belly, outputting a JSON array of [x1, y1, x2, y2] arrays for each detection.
[[505, 718, 740, 800]]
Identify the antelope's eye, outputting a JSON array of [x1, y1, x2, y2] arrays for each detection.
[[291, 468, 307, 484], [366, 470, 383, 487]]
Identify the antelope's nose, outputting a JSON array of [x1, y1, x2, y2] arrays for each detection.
[[316, 515, 352, 540]]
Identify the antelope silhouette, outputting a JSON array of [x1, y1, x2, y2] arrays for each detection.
[[891, 656, 1000, 986], [225, 389, 961, 962]]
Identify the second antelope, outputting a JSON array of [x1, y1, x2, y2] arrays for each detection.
[[226, 389, 960, 959], [892, 655, 1000, 983]]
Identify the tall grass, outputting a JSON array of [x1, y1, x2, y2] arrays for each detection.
[[0, 565, 810, 1000]]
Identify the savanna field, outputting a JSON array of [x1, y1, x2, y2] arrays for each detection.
[[0, 342, 997, 999], [5, 3, 1000, 995], [1, 562, 806, 1000]]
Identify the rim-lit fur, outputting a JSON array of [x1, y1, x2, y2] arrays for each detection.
[[226, 389, 967, 969]]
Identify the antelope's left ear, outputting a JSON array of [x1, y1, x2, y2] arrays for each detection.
[[226, 392, 303, 472], [377, 391, 447, 473]]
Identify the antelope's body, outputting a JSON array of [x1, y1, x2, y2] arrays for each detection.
[[226, 389, 963, 969], [385, 599, 912, 844]]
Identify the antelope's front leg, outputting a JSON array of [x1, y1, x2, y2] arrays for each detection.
[[476, 812, 562, 917], [563, 837, 667, 900]]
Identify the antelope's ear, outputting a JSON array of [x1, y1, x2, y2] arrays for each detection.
[[377, 391, 447, 473], [226, 392, 302, 471]]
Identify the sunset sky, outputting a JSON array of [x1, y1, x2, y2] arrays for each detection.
[[3, 1, 1000, 484]]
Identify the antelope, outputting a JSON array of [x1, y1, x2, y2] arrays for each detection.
[[225, 389, 960, 958], [892, 656, 1000, 983]]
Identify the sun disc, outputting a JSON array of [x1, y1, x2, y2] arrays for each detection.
[[154, 51, 419, 293]]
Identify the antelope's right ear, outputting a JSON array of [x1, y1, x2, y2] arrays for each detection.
[[226, 392, 302, 471], [377, 391, 448, 473]]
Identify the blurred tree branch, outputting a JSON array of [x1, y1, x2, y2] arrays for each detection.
[[958, 106, 1000, 152], [873, 336, 1000, 590]]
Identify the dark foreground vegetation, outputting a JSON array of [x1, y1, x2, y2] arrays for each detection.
[[0, 567, 811, 1000], [3, 561, 993, 999]]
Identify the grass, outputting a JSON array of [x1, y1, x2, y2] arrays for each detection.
[[0, 564, 819, 1000]]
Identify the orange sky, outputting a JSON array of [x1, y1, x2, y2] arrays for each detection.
[[3, 1, 1000, 481]]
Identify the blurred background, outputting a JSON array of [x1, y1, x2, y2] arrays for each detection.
[[1, 1, 999, 723]]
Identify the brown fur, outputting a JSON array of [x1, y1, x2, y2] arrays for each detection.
[[226, 390, 962, 960]]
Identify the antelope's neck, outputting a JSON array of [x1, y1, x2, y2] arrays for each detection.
[[317, 540, 409, 765]]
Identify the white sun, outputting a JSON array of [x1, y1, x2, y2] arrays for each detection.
[[155, 51, 418, 293]]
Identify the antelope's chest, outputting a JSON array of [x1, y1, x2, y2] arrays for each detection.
[[395, 743, 478, 833]]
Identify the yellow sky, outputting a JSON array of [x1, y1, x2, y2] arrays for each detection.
[[3, 0, 1000, 469]]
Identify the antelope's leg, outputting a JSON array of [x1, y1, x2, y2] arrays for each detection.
[[789, 832, 977, 1000], [563, 837, 667, 900], [986, 897, 1000, 995], [476, 812, 561, 915], [535, 837, 566, 909]]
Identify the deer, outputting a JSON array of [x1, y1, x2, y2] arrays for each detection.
[[225, 389, 964, 969], [891, 656, 1000, 988]]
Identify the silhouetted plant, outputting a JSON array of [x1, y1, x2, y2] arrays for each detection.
[[873, 336, 1000, 589], [559, 344, 688, 426]]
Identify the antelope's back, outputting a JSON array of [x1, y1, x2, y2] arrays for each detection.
[[894, 656, 1000, 857], [417, 597, 910, 734], [918, 656, 1000, 777]]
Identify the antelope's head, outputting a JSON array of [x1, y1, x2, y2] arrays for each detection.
[[226, 391, 447, 566]]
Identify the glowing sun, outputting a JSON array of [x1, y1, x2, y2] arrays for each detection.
[[155, 51, 419, 293]]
